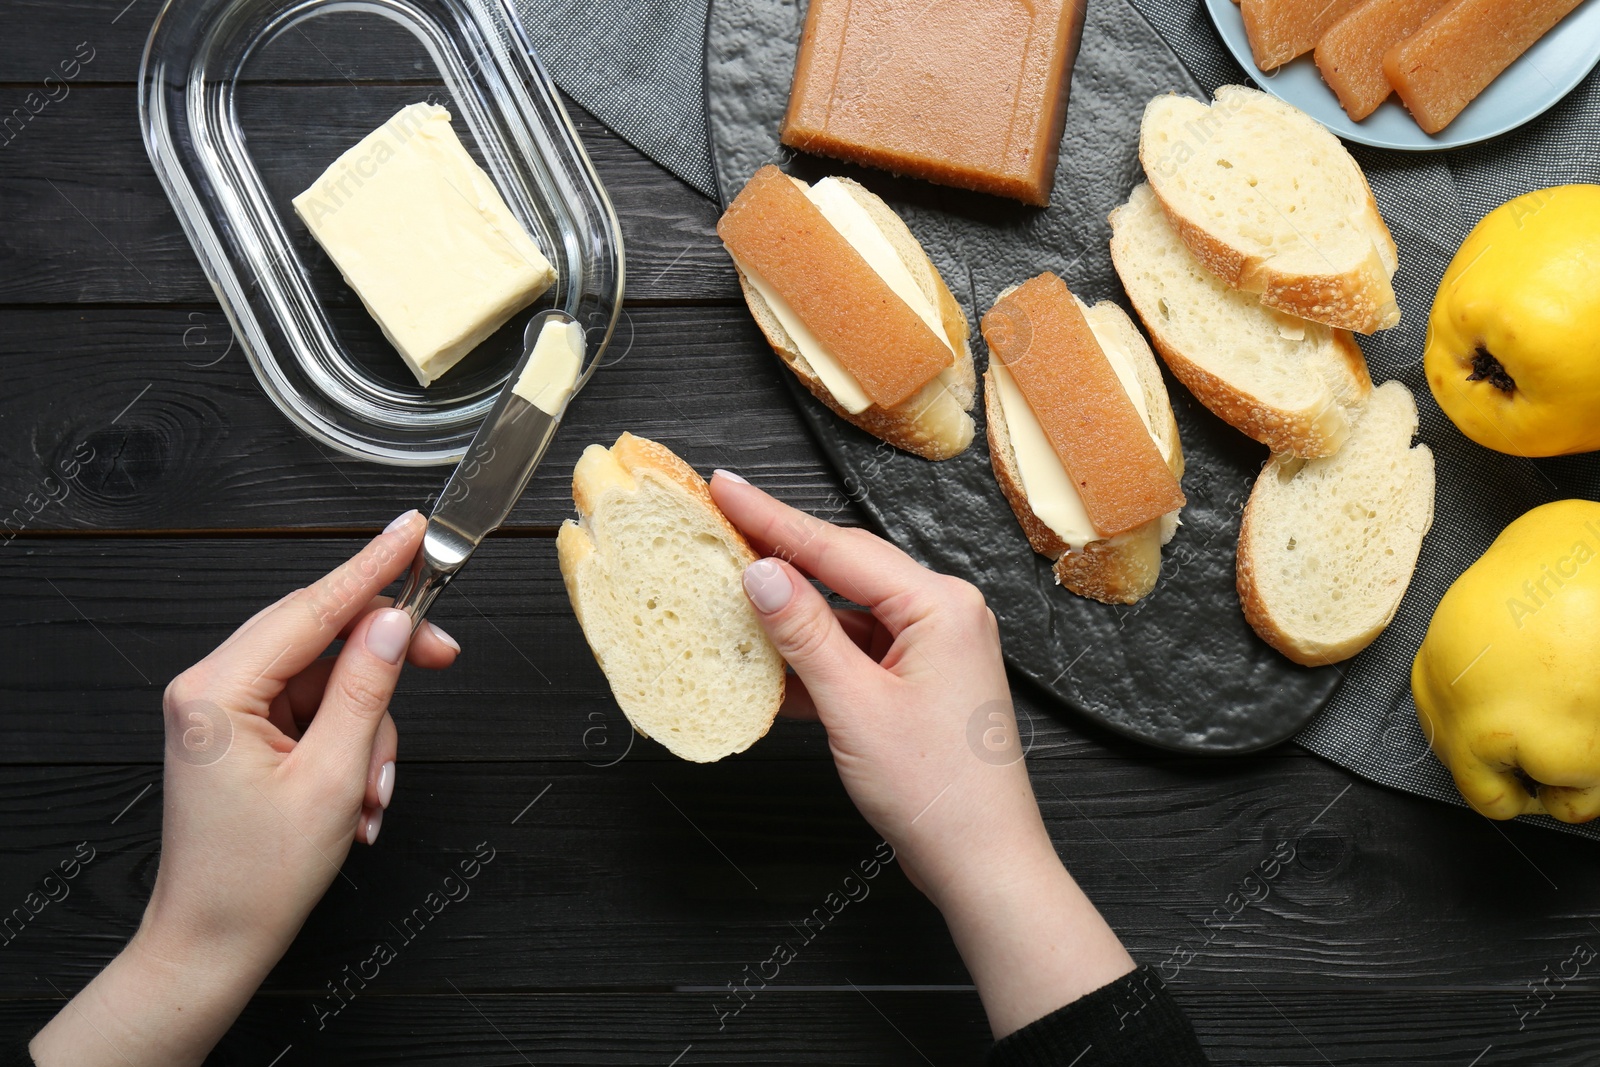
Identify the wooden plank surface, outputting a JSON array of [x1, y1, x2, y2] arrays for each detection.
[[5, 985, 1598, 1067], [2, 759, 1597, 992], [0, 309, 856, 534], [2, 538, 852, 761], [5, 2, 1598, 1063], [0, 988, 1594, 1065], [0, 2, 549, 85], [0, 88, 737, 305]]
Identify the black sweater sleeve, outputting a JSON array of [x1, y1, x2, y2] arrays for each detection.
[[987, 966, 1210, 1066]]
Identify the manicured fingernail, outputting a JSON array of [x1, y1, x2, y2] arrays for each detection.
[[363, 809, 383, 846], [427, 620, 460, 653], [713, 468, 749, 484], [377, 761, 395, 810], [366, 608, 412, 664], [384, 509, 420, 534], [743, 559, 793, 614]]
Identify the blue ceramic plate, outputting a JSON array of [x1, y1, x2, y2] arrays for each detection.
[[1207, 0, 1600, 150]]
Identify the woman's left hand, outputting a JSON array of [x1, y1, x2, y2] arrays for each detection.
[[32, 511, 459, 1067]]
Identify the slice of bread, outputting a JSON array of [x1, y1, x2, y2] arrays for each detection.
[[1140, 87, 1400, 334], [1237, 381, 1435, 666], [556, 433, 785, 762], [1110, 183, 1372, 458], [734, 177, 976, 460], [1240, 0, 1366, 70], [985, 298, 1185, 605]]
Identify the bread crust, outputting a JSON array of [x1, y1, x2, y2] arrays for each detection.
[[730, 176, 976, 461], [1159, 202, 1400, 335], [1234, 487, 1337, 666], [1235, 394, 1436, 665], [1329, 330, 1376, 403], [1109, 197, 1374, 459], [559, 433, 783, 761], [1234, 461, 1374, 666], [570, 433, 751, 554], [982, 302, 1185, 605], [1132, 312, 1354, 459], [1140, 89, 1401, 335]]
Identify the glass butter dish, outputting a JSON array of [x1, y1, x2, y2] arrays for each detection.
[[140, 0, 624, 465]]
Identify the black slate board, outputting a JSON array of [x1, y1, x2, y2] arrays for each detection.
[[705, 0, 1343, 753]]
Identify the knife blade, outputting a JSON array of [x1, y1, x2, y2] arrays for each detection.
[[393, 308, 587, 626]]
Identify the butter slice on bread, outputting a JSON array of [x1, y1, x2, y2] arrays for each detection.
[[1237, 381, 1435, 665], [719, 167, 976, 460], [557, 434, 785, 762], [1111, 183, 1372, 458], [983, 279, 1186, 605], [1139, 87, 1399, 335]]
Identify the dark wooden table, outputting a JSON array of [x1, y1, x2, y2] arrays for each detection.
[[4, 3, 1600, 1063]]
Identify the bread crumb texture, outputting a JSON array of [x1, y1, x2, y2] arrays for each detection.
[[563, 455, 783, 762], [1242, 381, 1434, 662], [1145, 88, 1394, 274]]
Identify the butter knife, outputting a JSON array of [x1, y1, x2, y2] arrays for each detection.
[[393, 308, 590, 627]]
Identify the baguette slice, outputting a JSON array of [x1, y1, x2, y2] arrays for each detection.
[[557, 433, 785, 762], [1237, 380, 1435, 666], [1111, 183, 1372, 458], [734, 177, 976, 460], [985, 299, 1185, 605], [1140, 87, 1401, 334]]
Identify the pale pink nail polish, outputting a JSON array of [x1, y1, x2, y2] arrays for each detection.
[[427, 620, 461, 653], [364, 809, 383, 845], [713, 468, 749, 485], [384, 509, 419, 534], [743, 559, 793, 614], [377, 761, 395, 810], [366, 608, 412, 664]]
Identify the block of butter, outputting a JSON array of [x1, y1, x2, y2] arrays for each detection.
[[293, 102, 556, 387]]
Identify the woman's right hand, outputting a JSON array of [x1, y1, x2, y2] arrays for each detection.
[[709, 470, 1043, 897], [709, 470, 1135, 1039]]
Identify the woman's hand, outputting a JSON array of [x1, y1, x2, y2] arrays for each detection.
[[32, 511, 459, 1067], [709, 473, 1134, 1039]]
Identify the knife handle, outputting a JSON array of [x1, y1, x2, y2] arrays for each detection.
[[393, 519, 476, 631]]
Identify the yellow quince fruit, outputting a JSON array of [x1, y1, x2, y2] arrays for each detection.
[[1425, 185, 1600, 457], [1413, 499, 1600, 822]]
